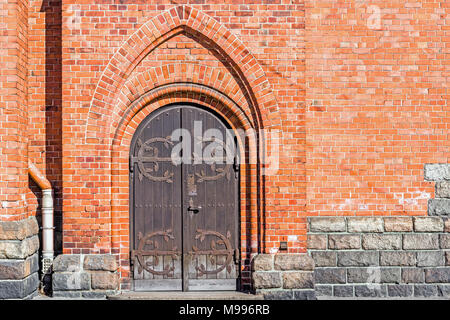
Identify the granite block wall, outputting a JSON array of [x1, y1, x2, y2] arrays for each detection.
[[308, 216, 450, 298], [52, 254, 119, 299], [0, 217, 40, 299]]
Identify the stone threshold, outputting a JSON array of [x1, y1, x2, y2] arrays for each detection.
[[108, 291, 264, 300]]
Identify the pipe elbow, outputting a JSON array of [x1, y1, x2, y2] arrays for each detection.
[[28, 160, 52, 190]]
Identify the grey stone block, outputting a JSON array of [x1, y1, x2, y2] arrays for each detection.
[[347, 267, 400, 284], [91, 272, 119, 290], [446, 251, 450, 266], [52, 272, 90, 291], [440, 234, 450, 249], [29, 253, 39, 275], [413, 217, 444, 232], [293, 290, 316, 300], [274, 254, 314, 271], [347, 217, 383, 233], [0, 236, 40, 259], [314, 285, 333, 297], [333, 285, 354, 297], [416, 251, 444, 267], [311, 251, 336, 267], [0, 217, 39, 241], [84, 255, 117, 272], [337, 251, 378, 267], [384, 217, 413, 232], [402, 268, 424, 283], [0, 253, 39, 280], [403, 234, 439, 250], [414, 284, 438, 297], [52, 291, 82, 299], [424, 268, 450, 283], [380, 251, 416, 266], [0, 272, 39, 299], [309, 217, 346, 232], [424, 163, 450, 181], [0, 280, 23, 299], [354, 285, 387, 297], [282, 272, 314, 289], [328, 235, 360, 250], [446, 218, 450, 232], [388, 284, 413, 297], [53, 254, 81, 272], [428, 199, 450, 216], [252, 272, 282, 289], [436, 181, 450, 198], [261, 290, 293, 300], [346, 268, 369, 284], [81, 291, 110, 299], [307, 234, 327, 249], [314, 268, 346, 284], [362, 234, 401, 250], [252, 254, 273, 271], [437, 284, 450, 297], [23, 272, 39, 297], [379, 268, 402, 283]]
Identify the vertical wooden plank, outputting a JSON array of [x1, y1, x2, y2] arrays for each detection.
[[216, 255, 226, 279], [181, 107, 188, 290], [173, 253, 181, 279], [131, 106, 183, 290], [172, 107, 182, 279]]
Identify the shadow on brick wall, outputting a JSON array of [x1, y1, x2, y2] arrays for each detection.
[[40, 0, 62, 256]]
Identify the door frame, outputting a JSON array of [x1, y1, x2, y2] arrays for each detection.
[[128, 103, 241, 291]]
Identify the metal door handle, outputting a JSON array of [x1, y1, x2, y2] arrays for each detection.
[[188, 206, 202, 213]]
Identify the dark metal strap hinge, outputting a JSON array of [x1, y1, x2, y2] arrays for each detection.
[[234, 248, 240, 264], [129, 156, 136, 172]]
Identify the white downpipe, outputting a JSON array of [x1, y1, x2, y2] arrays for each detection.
[[28, 161, 54, 275], [41, 189, 54, 270]]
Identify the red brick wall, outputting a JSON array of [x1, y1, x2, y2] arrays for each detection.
[[0, 0, 448, 288], [26, 0, 63, 252], [305, 0, 449, 217], [0, 0, 29, 222]]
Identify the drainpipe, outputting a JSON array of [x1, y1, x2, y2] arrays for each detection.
[[28, 160, 54, 276]]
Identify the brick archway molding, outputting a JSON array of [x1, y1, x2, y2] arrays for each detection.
[[112, 84, 260, 288], [85, 5, 280, 143]]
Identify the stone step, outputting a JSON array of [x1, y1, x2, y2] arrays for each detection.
[[108, 291, 264, 300]]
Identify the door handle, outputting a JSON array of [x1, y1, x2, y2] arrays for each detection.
[[188, 206, 202, 213]]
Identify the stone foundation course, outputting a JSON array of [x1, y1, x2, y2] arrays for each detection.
[[0, 217, 40, 299], [252, 254, 316, 300], [52, 254, 119, 299], [308, 216, 450, 298]]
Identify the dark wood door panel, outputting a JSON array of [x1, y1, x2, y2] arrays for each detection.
[[131, 107, 182, 291], [182, 106, 239, 290], [131, 104, 239, 291]]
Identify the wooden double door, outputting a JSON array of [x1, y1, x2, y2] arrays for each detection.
[[130, 104, 240, 291]]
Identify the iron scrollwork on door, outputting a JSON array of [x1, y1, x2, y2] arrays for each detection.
[[135, 137, 175, 183], [193, 136, 233, 182], [189, 229, 235, 276], [131, 230, 181, 277]]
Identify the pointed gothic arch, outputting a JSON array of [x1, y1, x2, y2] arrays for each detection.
[[84, 5, 280, 146]]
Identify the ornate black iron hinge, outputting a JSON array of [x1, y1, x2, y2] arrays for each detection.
[[233, 138, 239, 178], [130, 250, 135, 273], [234, 248, 240, 264], [233, 156, 239, 178], [129, 156, 135, 173]]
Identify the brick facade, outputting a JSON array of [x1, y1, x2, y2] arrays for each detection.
[[0, 0, 449, 299]]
